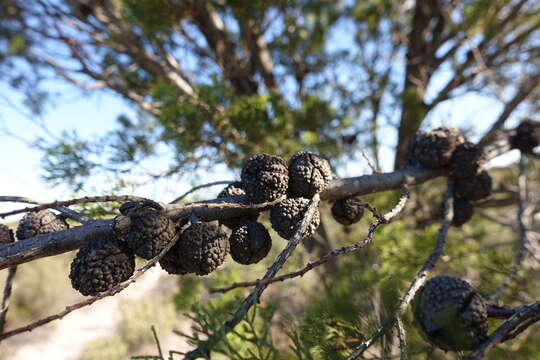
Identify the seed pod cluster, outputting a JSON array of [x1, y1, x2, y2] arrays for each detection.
[[217, 182, 258, 229], [331, 197, 364, 225], [511, 119, 540, 153], [288, 151, 332, 198], [449, 141, 485, 179], [229, 220, 272, 265], [241, 153, 289, 203], [0, 224, 15, 244], [454, 170, 492, 201], [124, 205, 177, 260], [16, 210, 68, 240], [412, 275, 488, 351], [407, 126, 465, 168], [70, 233, 135, 296], [270, 197, 320, 239], [161, 222, 229, 276]]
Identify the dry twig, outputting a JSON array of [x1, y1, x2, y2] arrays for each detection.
[[184, 195, 321, 359], [170, 180, 233, 204], [348, 181, 454, 359], [210, 185, 409, 294], [489, 154, 528, 300], [0, 196, 93, 224], [0, 266, 17, 336]]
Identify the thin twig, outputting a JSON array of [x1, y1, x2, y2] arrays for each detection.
[[0, 195, 152, 219], [0, 223, 187, 341], [0, 196, 93, 224], [184, 195, 321, 359], [396, 316, 408, 360], [210, 185, 409, 294], [489, 154, 528, 300], [170, 181, 233, 204], [0, 266, 17, 335], [362, 149, 379, 173], [348, 181, 454, 359], [465, 301, 540, 360]]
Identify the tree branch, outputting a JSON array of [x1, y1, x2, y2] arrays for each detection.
[[464, 301, 540, 360]]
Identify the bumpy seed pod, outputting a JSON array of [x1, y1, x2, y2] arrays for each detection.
[[217, 182, 258, 229], [288, 152, 332, 198], [331, 197, 364, 225], [454, 171, 492, 201], [412, 275, 488, 351], [511, 119, 540, 153], [241, 154, 289, 203], [441, 197, 473, 227], [270, 197, 320, 239], [407, 126, 465, 168], [174, 222, 229, 275], [159, 243, 190, 275], [69, 233, 135, 296], [124, 206, 177, 260], [0, 224, 15, 244], [16, 210, 68, 240], [449, 142, 485, 179], [229, 221, 272, 265]]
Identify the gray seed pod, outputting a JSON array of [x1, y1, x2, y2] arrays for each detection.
[[449, 142, 485, 179], [407, 126, 465, 168], [331, 197, 365, 225], [69, 233, 135, 296], [229, 221, 272, 265], [241, 154, 289, 203], [454, 171, 492, 201], [217, 182, 258, 229], [511, 119, 540, 153], [288, 151, 332, 198], [16, 210, 68, 240], [176, 222, 229, 275], [0, 224, 15, 244], [125, 207, 177, 260], [270, 198, 320, 239], [412, 275, 488, 351]]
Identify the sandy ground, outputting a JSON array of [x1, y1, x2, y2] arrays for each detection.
[[2, 267, 192, 360]]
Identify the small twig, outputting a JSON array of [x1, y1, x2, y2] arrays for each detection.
[[396, 316, 408, 360], [184, 195, 321, 359], [487, 304, 522, 319], [0, 196, 93, 224], [362, 149, 379, 173], [170, 181, 233, 204], [465, 301, 540, 360], [0, 223, 187, 341], [0, 266, 17, 335], [0, 195, 152, 219], [210, 185, 409, 294], [489, 154, 528, 300], [348, 181, 454, 359]]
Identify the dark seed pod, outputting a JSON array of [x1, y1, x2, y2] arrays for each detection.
[[511, 119, 540, 153], [217, 182, 258, 229], [412, 275, 488, 351], [288, 152, 332, 198], [229, 221, 272, 265], [331, 197, 364, 225], [0, 224, 15, 244], [16, 210, 68, 240], [172, 222, 229, 276], [449, 142, 485, 179], [407, 126, 465, 168], [442, 197, 473, 227], [241, 154, 289, 203], [270, 198, 320, 239], [124, 206, 177, 260], [69, 233, 135, 296], [454, 171, 492, 201]]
